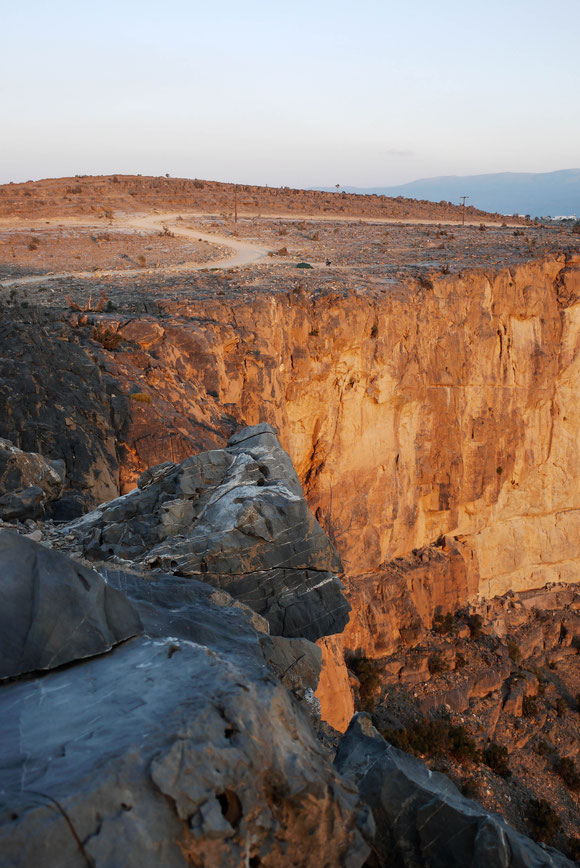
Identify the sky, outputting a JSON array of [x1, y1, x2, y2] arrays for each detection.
[[2, 0, 579, 188]]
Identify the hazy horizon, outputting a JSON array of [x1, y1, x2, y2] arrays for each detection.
[[2, 0, 579, 189]]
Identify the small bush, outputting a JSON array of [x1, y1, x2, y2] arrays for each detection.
[[91, 325, 123, 351], [527, 798, 561, 843], [467, 613, 483, 639], [507, 640, 522, 665], [555, 756, 580, 790], [433, 611, 455, 635], [522, 695, 538, 717], [461, 777, 480, 799], [346, 652, 381, 713], [382, 719, 479, 764], [428, 652, 448, 674], [484, 742, 510, 777], [131, 392, 153, 404]]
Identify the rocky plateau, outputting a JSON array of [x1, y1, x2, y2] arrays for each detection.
[[1, 176, 580, 865]]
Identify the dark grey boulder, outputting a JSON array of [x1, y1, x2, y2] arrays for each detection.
[[0, 531, 141, 680], [0, 610, 370, 867], [62, 424, 350, 641], [0, 438, 65, 520], [335, 714, 574, 868]]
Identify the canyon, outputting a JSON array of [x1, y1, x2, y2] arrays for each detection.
[[1, 176, 579, 863]]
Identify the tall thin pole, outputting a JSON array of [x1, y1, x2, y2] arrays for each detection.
[[460, 195, 469, 226]]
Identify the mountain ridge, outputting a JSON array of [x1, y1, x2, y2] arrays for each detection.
[[327, 168, 580, 218]]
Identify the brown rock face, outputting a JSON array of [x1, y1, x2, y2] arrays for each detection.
[[4, 253, 580, 725], [87, 255, 580, 607]]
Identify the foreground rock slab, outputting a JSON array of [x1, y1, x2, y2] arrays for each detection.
[[335, 714, 574, 868], [0, 531, 141, 680], [0, 559, 369, 867], [63, 424, 350, 641]]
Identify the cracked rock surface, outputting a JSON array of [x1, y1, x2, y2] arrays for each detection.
[[61, 424, 350, 641], [0, 530, 141, 680], [335, 714, 575, 868], [0, 537, 369, 867]]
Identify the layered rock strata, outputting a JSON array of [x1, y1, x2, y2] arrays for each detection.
[[62, 424, 350, 642]]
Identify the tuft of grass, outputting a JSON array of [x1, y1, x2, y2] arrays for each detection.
[[131, 392, 152, 404]]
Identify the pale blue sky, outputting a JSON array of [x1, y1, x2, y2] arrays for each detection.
[[2, 0, 579, 187]]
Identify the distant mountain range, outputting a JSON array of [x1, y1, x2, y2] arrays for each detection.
[[330, 169, 580, 218]]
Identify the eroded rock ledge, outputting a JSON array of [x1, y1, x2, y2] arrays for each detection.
[[59, 424, 350, 642]]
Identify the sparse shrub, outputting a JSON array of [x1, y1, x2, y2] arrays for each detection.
[[382, 719, 479, 764], [346, 652, 381, 713], [555, 756, 580, 790], [483, 742, 510, 777], [507, 640, 522, 665], [527, 798, 561, 843], [131, 392, 153, 404], [467, 613, 483, 639], [433, 612, 454, 635], [522, 695, 538, 717], [370, 323, 378, 339], [496, 465, 503, 475], [137, 254, 146, 267], [428, 652, 448, 674], [478, 223, 486, 231], [536, 739, 551, 757], [309, 329, 319, 337], [461, 777, 480, 799], [91, 324, 123, 351]]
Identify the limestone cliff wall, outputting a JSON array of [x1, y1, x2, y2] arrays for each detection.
[[101, 255, 580, 628], [6, 254, 580, 727]]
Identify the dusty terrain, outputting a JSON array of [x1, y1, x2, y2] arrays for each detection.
[[1, 175, 580, 862], [0, 173, 529, 223]]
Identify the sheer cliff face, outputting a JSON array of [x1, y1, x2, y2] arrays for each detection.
[[103, 255, 580, 632]]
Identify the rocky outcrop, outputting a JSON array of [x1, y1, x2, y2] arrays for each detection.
[[0, 534, 370, 867], [0, 530, 141, 679], [335, 714, 574, 867], [61, 424, 350, 642], [0, 439, 65, 520], [3, 256, 580, 726]]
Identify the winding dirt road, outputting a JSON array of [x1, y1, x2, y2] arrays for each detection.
[[0, 212, 270, 289]]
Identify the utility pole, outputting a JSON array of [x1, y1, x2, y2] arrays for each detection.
[[234, 185, 238, 224], [460, 195, 469, 226]]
